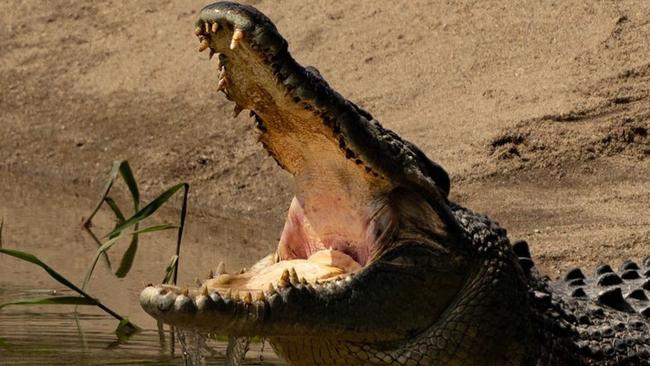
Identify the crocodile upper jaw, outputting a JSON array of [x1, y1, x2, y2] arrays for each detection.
[[141, 0, 462, 347]]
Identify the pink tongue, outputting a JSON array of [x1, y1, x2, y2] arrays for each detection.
[[307, 249, 362, 272]]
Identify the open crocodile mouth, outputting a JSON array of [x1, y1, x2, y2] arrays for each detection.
[[140, 2, 455, 338]]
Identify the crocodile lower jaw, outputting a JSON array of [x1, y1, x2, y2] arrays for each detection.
[[139, 248, 362, 331]]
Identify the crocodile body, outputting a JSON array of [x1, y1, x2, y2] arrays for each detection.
[[140, 2, 650, 365]]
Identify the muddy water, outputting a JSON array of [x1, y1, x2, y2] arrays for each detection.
[[0, 171, 281, 365]]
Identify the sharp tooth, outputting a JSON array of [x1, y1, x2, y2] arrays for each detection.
[[204, 22, 210, 34], [230, 29, 244, 50], [256, 291, 266, 302], [198, 39, 209, 52], [290, 268, 300, 285], [209, 48, 216, 60], [300, 277, 308, 285], [233, 105, 243, 118], [279, 269, 291, 287], [211, 22, 219, 33], [239, 267, 247, 274], [243, 292, 252, 304], [266, 283, 276, 295], [216, 262, 226, 275], [182, 288, 189, 296], [194, 278, 202, 286], [194, 26, 203, 36], [208, 269, 214, 279], [202, 285, 209, 297], [217, 78, 228, 92], [218, 66, 226, 79]]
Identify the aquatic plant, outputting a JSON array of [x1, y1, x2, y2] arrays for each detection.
[[0, 160, 189, 337]]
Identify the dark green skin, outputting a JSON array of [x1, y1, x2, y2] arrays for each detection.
[[140, 2, 650, 365]]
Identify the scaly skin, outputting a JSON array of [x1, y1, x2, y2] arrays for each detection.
[[140, 2, 650, 365]]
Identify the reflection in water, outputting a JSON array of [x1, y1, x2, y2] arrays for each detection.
[[0, 288, 279, 365]]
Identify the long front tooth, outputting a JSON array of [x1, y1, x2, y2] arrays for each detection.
[[290, 268, 300, 285], [211, 22, 219, 33], [194, 26, 203, 36], [230, 29, 244, 50], [266, 283, 276, 295], [204, 22, 210, 34], [279, 269, 291, 287], [256, 291, 266, 302], [217, 78, 228, 92], [198, 39, 209, 52]]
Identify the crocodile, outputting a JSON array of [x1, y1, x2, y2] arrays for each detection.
[[139, 2, 650, 365]]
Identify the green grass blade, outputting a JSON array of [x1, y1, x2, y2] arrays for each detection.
[[113, 222, 179, 279], [84, 161, 122, 227], [114, 236, 138, 278], [162, 255, 178, 284], [104, 196, 127, 224], [0, 296, 97, 309], [173, 184, 189, 285], [83, 229, 112, 270], [81, 236, 122, 292], [106, 183, 188, 239], [0, 248, 88, 294], [82, 161, 124, 269], [112, 161, 141, 279], [118, 161, 140, 210], [91, 224, 178, 282], [0, 248, 133, 325], [115, 318, 140, 341], [133, 223, 179, 235]]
